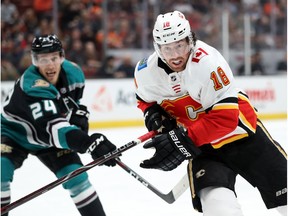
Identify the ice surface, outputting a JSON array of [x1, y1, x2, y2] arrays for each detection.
[[7, 119, 287, 216]]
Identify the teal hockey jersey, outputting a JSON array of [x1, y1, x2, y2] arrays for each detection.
[[1, 60, 87, 151]]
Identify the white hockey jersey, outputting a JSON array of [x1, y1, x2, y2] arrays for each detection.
[[134, 40, 258, 148]]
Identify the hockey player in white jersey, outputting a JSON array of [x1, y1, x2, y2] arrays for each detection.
[[134, 11, 287, 216]]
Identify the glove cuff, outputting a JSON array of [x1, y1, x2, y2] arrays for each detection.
[[66, 129, 91, 153], [168, 128, 201, 159], [168, 130, 193, 158]]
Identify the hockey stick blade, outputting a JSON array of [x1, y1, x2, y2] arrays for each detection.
[[0, 130, 157, 215], [116, 159, 189, 204]]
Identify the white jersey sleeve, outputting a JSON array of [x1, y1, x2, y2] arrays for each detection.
[[184, 40, 239, 110]]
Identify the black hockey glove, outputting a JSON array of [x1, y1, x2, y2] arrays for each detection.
[[69, 105, 90, 133], [144, 104, 176, 133], [140, 127, 201, 171], [86, 133, 117, 167]]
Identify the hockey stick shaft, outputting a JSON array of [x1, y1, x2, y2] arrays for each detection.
[[0, 130, 156, 215], [115, 158, 189, 204]]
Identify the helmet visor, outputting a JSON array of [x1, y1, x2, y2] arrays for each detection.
[[160, 39, 190, 59], [32, 51, 63, 66]]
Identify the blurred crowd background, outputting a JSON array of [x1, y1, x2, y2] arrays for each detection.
[[1, 0, 287, 81]]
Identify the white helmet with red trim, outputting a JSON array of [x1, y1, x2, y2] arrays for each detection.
[[152, 11, 194, 60]]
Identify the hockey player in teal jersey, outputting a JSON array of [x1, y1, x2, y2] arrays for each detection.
[[1, 34, 116, 216]]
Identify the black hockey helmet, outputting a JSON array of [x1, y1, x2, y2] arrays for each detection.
[[31, 34, 63, 54], [31, 34, 65, 65]]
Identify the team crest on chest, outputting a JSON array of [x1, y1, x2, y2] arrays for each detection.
[[32, 79, 50, 87]]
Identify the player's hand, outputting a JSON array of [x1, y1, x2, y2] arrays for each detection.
[[140, 127, 201, 171], [86, 133, 117, 167], [69, 105, 90, 133], [144, 104, 176, 132]]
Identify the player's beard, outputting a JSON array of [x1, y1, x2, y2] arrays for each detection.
[[166, 55, 189, 72]]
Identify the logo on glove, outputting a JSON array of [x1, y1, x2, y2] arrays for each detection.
[[75, 109, 90, 118], [169, 130, 192, 158], [86, 135, 105, 153]]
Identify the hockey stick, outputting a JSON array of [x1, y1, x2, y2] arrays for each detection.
[[115, 158, 189, 204], [0, 130, 156, 215]]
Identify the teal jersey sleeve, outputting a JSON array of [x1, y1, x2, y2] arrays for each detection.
[[62, 60, 85, 84], [61, 60, 85, 104], [1, 61, 88, 151]]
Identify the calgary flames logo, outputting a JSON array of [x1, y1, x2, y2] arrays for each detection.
[[160, 95, 205, 126]]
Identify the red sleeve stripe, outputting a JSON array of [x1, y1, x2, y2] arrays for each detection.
[[238, 93, 255, 111], [239, 111, 256, 133], [137, 100, 156, 112]]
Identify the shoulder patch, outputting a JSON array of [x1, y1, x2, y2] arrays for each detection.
[[32, 79, 50, 87], [137, 57, 148, 71], [192, 48, 208, 63]]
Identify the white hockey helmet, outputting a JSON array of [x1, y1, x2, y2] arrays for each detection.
[[153, 11, 191, 45], [153, 11, 194, 61]]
